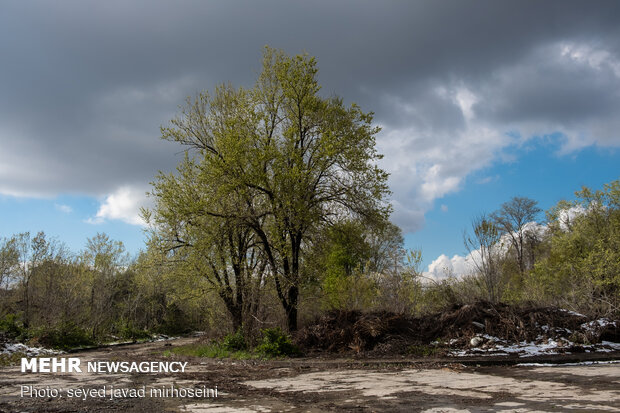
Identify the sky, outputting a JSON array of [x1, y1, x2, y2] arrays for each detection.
[[1, 1, 619, 274]]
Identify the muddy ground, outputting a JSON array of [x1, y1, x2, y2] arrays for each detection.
[[1, 338, 619, 412]]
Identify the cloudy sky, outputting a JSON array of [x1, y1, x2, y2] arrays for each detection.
[[1, 1, 619, 274]]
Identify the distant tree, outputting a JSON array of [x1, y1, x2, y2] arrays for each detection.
[[83, 233, 129, 278], [464, 214, 503, 303], [366, 221, 406, 275], [12, 232, 71, 328], [0, 236, 19, 290], [491, 196, 541, 274], [82, 233, 130, 337]]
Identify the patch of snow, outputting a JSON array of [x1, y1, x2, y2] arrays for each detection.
[[518, 360, 620, 367], [153, 334, 178, 342], [452, 337, 571, 358], [450, 336, 620, 358], [581, 318, 617, 333], [559, 309, 587, 318], [1, 343, 63, 357]]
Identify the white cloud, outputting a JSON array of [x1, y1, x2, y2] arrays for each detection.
[[376, 39, 620, 234], [560, 42, 620, 78], [54, 203, 72, 214], [424, 253, 474, 282], [557, 205, 587, 231], [378, 118, 510, 232], [87, 185, 150, 226], [424, 221, 548, 281]]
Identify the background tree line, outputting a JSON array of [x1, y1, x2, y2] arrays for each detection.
[[1, 180, 617, 349], [462, 180, 619, 315]]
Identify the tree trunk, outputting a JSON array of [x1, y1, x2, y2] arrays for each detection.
[[286, 285, 298, 332], [231, 309, 242, 333], [221, 291, 243, 333]]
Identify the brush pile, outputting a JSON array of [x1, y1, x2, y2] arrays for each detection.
[[295, 302, 620, 357]]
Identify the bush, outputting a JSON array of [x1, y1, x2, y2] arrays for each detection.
[[0, 313, 25, 340], [222, 329, 247, 351], [254, 327, 300, 357], [116, 321, 152, 341], [31, 323, 96, 350]]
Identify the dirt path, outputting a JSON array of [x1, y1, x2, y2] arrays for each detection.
[[1, 338, 619, 412]]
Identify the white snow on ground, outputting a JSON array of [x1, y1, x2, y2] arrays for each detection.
[[518, 360, 620, 367], [1, 334, 178, 357], [581, 318, 617, 333], [450, 334, 620, 357], [449, 314, 620, 357], [1, 342, 63, 357], [559, 309, 587, 318]]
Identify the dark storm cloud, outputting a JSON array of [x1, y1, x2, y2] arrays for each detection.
[[1, 0, 619, 227]]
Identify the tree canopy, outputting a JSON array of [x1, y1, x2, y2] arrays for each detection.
[[147, 47, 391, 331]]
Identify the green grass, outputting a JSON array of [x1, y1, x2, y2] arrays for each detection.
[[166, 328, 301, 360]]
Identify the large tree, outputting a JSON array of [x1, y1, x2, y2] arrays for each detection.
[[149, 47, 390, 331]]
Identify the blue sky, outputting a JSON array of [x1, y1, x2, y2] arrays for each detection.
[[406, 139, 619, 269], [0, 194, 148, 257], [1, 1, 619, 270]]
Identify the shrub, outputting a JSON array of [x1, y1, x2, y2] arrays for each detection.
[[254, 327, 300, 357], [116, 321, 152, 341], [222, 329, 247, 351], [31, 323, 95, 350], [0, 313, 25, 340]]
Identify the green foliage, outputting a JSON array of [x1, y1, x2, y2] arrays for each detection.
[[318, 221, 375, 310], [324, 221, 371, 278], [156, 304, 193, 336], [169, 328, 300, 360], [308, 219, 413, 312], [527, 180, 620, 315], [254, 327, 301, 357], [31, 323, 96, 350], [115, 320, 152, 341], [417, 279, 460, 314], [221, 329, 247, 351], [0, 313, 25, 340], [148, 46, 391, 331], [171, 340, 256, 360], [322, 272, 378, 311], [0, 235, 19, 288]]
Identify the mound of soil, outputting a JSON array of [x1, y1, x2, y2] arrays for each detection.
[[294, 302, 619, 356]]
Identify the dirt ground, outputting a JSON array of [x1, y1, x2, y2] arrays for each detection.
[[0, 338, 619, 413]]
